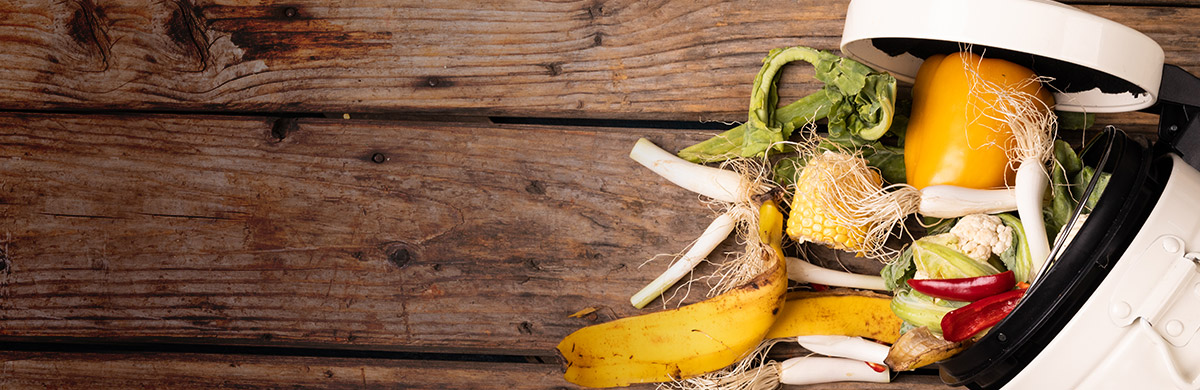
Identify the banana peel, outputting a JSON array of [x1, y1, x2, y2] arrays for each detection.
[[556, 201, 789, 388], [766, 289, 902, 344], [558, 254, 786, 387]]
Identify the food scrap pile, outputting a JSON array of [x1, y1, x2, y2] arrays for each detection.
[[557, 47, 1109, 388]]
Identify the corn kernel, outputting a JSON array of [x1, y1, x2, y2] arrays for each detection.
[[785, 152, 880, 253]]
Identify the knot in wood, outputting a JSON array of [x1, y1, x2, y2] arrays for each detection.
[[384, 243, 414, 269]]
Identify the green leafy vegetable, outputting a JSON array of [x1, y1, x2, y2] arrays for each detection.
[[678, 47, 897, 162], [912, 235, 1001, 280], [1073, 166, 1111, 213], [890, 290, 957, 333], [923, 216, 959, 236], [882, 245, 917, 291], [679, 93, 832, 163], [1044, 140, 1083, 240], [998, 213, 1032, 284], [770, 134, 906, 189], [819, 128, 907, 185], [1056, 111, 1095, 131]]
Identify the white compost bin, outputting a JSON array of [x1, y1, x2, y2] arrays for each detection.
[[841, 0, 1200, 388]]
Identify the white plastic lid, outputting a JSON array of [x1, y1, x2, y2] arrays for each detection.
[[840, 0, 1165, 113]]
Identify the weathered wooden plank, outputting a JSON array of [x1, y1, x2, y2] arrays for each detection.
[[0, 350, 945, 390], [0, 112, 796, 355], [1, 0, 1198, 121], [0, 351, 576, 389]]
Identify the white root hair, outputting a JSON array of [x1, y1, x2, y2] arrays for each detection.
[[803, 147, 916, 260], [957, 47, 1058, 174], [660, 338, 787, 390], [703, 153, 782, 297], [642, 141, 791, 304]]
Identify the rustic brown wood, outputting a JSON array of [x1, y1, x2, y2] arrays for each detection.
[[0, 0, 1197, 122], [0, 350, 944, 390], [0, 111, 798, 355], [0, 351, 577, 389]]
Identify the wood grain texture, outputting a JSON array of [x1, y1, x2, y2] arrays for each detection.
[[0, 351, 577, 390], [0, 112, 786, 355], [0, 0, 1197, 124], [0, 350, 945, 390]]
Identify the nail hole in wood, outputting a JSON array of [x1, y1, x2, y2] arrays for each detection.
[[270, 117, 298, 141], [371, 153, 387, 164], [388, 247, 411, 268]]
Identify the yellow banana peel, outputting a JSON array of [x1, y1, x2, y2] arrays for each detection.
[[766, 289, 902, 344], [557, 201, 789, 388], [558, 258, 786, 387], [758, 199, 786, 262]]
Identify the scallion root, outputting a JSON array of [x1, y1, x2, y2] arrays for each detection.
[[659, 338, 785, 390], [961, 50, 1058, 279], [628, 138, 783, 302], [703, 156, 778, 297]]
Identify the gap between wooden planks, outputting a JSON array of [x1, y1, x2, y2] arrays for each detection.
[[0, 0, 1198, 121]]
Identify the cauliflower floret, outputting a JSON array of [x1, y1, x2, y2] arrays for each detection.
[[949, 214, 1013, 262]]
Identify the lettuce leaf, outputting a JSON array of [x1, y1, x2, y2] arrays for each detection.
[[679, 46, 897, 162]]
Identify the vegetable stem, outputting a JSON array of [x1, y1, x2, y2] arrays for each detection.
[[746, 47, 825, 157], [786, 256, 886, 291], [917, 185, 1018, 219], [630, 213, 737, 308], [678, 93, 831, 163], [1015, 159, 1050, 281], [629, 138, 747, 203], [795, 335, 889, 364], [779, 356, 890, 385]]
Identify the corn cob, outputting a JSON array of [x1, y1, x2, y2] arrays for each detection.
[[786, 151, 882, 253]]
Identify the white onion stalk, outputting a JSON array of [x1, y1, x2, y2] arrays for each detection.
[[669, 338, 890, 389], [1015, 159, 1051, 277], [964, 64, 1057, 281], [786, 256, 886, 291], [779, 356, 891, 385], [627, 138, 769, 303], [918, 185, 1018, 219], [629, 138, 746, 203], [630, 213, 736, 308], [795, 335, 889, 364]]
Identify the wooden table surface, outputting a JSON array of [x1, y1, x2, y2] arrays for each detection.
[[0, 0, 1189, 388]]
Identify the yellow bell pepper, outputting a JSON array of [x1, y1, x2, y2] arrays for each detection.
[[904, 52, 1054, 189]]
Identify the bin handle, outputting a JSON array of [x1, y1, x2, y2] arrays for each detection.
[[1135, 319, 1200, 389]]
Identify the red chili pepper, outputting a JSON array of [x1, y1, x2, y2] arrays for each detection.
[[906, 270, 1016, 302], [940, 288, 1027, 342], [866, 362, 887, 373]]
